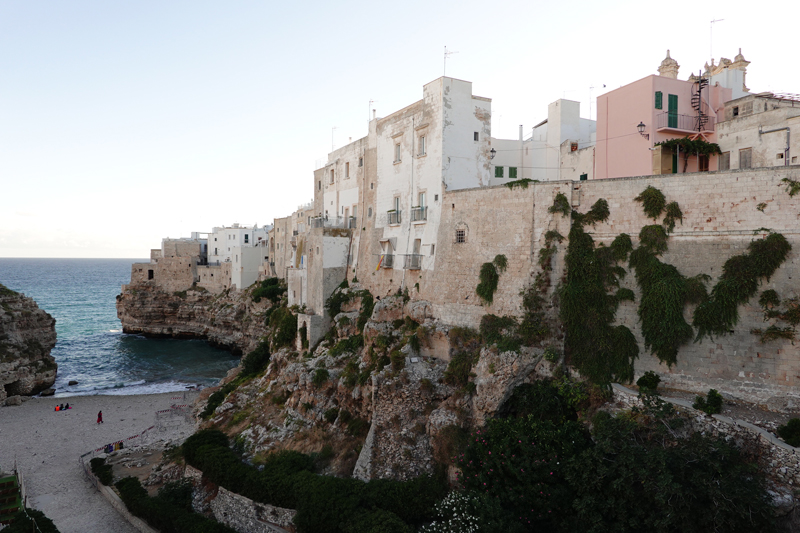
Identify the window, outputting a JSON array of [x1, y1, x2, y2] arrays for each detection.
[[580, 173, 588, 181], [148, 269, 154, 280], [370, 182, 374, 190], [394, 143, 401, 162], [418, 135, 426, 156], [368, 207, 373, 217], [509, 167, 518, 179], [244, 234, 249, 243], [455, 229, 466, 243], [430, 244, 435, 255], [739, 148, 752, 169], [733, 106, 739, 117], [318, 180, 321, 190], [698, 155, 709, 172], [473, 132, 479, 141], [667, 94, 678, 128], [418, 192, 426, 207], [777, 153, 785, 160], [655, 91, 663, 109], [214, 237, 217, 241], [394, 197, 400, 212], [359, 157, 363, 167], [434, 194, 438, 201], [495, 166, 504, 178], [345, 162, 350, 177], [330, 169, 334, 183]]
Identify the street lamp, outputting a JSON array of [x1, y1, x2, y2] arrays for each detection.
[[489, 148, 496, 160], [637, 122, 649, 140]]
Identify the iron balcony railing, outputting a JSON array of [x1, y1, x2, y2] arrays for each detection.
[[310, 216, 354, 229], [387, 210, 402, 225], [404, 254, 422, 270], [381, 254, 394, 269], [410, 206, 427, 222], [656, 112, 716, 132]]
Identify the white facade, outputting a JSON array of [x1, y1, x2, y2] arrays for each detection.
[[230, 245, 269, 290], [208, 223, 272, 265], [489, 99, 596, 185]]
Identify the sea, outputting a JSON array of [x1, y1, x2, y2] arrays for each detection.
[[0, 258, 240, 397]]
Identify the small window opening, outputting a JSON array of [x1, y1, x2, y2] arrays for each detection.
[[148, 270, 154, 280], [473, 132, 479, 141], [455, 229, 466, 243]]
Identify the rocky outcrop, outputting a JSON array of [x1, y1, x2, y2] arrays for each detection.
[[0, 284, 57, 402], [116, 284, 270, 355]]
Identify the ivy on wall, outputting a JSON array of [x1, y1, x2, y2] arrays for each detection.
[[750, 289, 800, 343], [559, 198, 638, 386], [693, 231, 792, 341], [476, 255, 508, 305]]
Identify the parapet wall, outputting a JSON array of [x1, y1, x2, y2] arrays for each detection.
[[418, 166, 800, 403]]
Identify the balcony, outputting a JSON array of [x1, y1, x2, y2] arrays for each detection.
[[403, 254, 422, 270], [656, 112, 716, 133], [387, 210, 402, 225], [310, 216, 353, 229], [410, 206, 427, 222], [381, 254, 394, 269]]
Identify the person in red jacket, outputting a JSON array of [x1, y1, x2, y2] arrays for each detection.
[[97, 411, 103, 424]]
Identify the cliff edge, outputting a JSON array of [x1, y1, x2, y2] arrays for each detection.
[[0, 283, 57, 402]]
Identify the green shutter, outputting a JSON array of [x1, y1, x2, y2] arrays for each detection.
[[509, 167, 517, 179], [580, 173, 588, 181], [668, 94, 678, 128], [655, 91, 662, 109], [495, 166, 504, 178], [672, 153, 678, 174]]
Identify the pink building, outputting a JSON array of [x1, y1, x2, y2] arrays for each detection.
[[595, 51, 738, 179]]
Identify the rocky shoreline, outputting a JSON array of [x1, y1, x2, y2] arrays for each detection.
[[0, 283, 57, 403]]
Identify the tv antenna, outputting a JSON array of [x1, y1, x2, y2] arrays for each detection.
[[444, 46, 458, 76], [589, 84, 605, 120], [710, 19, 724, 61], [369, 99, 377, 122]]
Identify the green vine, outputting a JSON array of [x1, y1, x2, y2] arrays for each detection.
[[634, 186, 666, 220], [693, 232, 792, 340], [548, 192, 571, 217], [655, 138, 722, 173], [504, 178, 537, 190], [750, 289, 800, 343], [629, 193, 709, 366], [559, 199, 638, 386], [782, 178, 800, 197], [476, 255, 508, 305]]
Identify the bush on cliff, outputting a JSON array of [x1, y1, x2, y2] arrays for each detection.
[[181, 429, 446, 533], [89, 457, 113, 485], [115, 476, 236, 533], [449, 380, 774, 533], [241, 339, 270, 376], [270, 306, 297, 349], [4, 508, 60, 533], [252, 277, 285, 304]]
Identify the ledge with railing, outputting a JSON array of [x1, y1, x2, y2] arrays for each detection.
[[410, 206, 427, 222], [310, 216, 356, 229], [387, 210, 402, 225], [656, 112, 716, 133], [403, 254, 422, 270]]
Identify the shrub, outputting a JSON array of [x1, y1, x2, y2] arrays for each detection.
[[252, 278, 285, 304], [777, 418, 800, 447], [4, 508, 60, 533], [476, 262, 500, 305], [329, 335, 363, 357], [90, 457, 113, 485], [636, 371, 661, 394], [323, 408, 339, 424], [634, 185, 666, 219], [312, 368, 330, 388], [269, 306, 298, 348], [241, 339, 270, 376], [443, 350, 478, 388], [693, 388, 723, 415], [390, 350, 405, 372]]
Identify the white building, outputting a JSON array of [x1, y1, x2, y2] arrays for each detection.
[[207, 223, 272, 265], [489, 98, 596, 184]]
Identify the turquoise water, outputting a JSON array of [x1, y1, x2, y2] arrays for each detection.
[[0, 258, 240, 396]]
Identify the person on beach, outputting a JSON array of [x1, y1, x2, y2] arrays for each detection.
[[65, 403, 70, 410], [54, 405, 59, 411], [97, 411, 103, 424]]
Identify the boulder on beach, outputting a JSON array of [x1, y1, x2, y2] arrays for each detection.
[[69, 380, 79, 386], [40, 388, 56, 396]]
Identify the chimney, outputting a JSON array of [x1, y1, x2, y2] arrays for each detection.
[[372, 109, 376, 120], [519, 125, 523, 141]]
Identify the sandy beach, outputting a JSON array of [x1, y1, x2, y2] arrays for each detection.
[[0, 392, 198, 533]]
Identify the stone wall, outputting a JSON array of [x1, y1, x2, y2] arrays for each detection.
[[408, 166, 800, 403]]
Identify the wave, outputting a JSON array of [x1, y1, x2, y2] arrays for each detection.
[[50, 379, 206, 398]]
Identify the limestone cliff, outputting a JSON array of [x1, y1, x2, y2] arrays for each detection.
[[0, 284, 57, 402], [116, 284, 270, 355]]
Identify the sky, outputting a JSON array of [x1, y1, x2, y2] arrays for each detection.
[[2, 0, 798, 258]]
